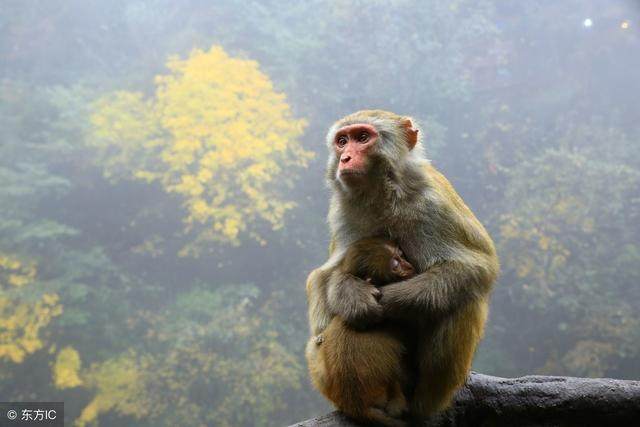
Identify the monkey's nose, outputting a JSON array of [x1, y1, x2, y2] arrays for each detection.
[[340, 155, 351, 163]]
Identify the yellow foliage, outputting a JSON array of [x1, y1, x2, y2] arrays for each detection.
[[90, 45, 312, 252], [561, 340, 616, 377], [130, 235, 165, 258], [53, 346, 83, 389], [538, 235, 550, 250], [516, 257, 533, 278], [497, 215, 572, 302], [0, 254, 62, 363], [0, 254, 36, 287], [76, 352, 151, 427], [90, 92, 160, 181]]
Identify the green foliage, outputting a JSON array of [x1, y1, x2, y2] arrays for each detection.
[[495, 121, 640, 376], [75, 285, 302, 427]]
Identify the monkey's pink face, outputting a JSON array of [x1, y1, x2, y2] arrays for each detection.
[[334, 124, 379, 182]]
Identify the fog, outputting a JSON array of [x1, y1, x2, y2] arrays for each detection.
[[1, 1, 638, 425]]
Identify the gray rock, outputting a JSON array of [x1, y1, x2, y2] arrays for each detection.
[[290, 372, 640, 426]]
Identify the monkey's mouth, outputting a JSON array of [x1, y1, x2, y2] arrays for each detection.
[[338, 169, 366, 178]]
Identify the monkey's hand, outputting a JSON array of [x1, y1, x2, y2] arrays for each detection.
[[378, 258, 496, 320], [378, 281, 416, 320], [327, 273, 383, 329]]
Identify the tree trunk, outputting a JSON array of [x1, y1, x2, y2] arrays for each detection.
[[290, 372, 640, 426]]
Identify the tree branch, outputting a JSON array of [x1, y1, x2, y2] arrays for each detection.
[[290, 372, 640, 426]]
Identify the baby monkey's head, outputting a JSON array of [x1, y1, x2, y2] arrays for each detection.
[[343, 237, 415, 287]]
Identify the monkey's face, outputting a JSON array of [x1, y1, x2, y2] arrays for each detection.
[[332, 123, 379, 185], [387, 245, 415, 281], [359, 242, 416, 286], [345, 238, 416, 286], [326, 111, 420, 189]]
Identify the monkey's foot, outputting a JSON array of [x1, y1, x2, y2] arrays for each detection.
[[365, 407, 407, 427], [385, 396, 408, 417]]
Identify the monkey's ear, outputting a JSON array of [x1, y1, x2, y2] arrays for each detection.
[[401, 119, 419, 150]]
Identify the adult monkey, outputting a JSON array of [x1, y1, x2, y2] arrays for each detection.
[[306, 110, 499, 419]]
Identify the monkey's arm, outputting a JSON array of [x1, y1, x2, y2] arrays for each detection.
[[379, 250, 498, 320], [326, 270, 383, 329]]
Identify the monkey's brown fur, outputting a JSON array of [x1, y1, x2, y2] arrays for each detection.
[[306, 110, 499, 420], [306, 238, 415, 427]]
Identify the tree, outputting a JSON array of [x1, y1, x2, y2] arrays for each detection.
[[0, 254, 62, 363], [494, 120, 640, 378], [74, 285, 302, 427], [90, 45, 311, 254]]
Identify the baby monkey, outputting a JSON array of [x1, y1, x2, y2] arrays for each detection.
[[306, 238, 415, 427]]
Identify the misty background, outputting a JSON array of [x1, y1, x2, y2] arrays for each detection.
[[0, 1, 639, 426]]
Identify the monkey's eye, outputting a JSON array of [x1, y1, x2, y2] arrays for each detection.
[[336, 136, 348, 147], [391, 258, 400, 270], [357, 132, 369, 143]]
